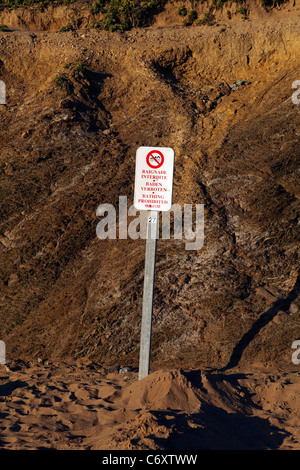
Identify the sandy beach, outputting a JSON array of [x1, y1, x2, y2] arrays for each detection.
[[0, 359, 299, 450]]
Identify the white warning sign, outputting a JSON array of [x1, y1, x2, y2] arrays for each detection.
[[134, 147, 174, 212]]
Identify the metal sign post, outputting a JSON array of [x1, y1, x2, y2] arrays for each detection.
[[138, 210, 158, 380], [134, 147, 174, 380]]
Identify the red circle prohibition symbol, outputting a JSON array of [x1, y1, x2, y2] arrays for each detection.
[[146, 150, 164, 169]]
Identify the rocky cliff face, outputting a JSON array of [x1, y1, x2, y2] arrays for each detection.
[[0, 3, 299, 370]]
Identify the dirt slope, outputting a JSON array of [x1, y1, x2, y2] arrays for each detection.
[[0, 1, 299, 375]]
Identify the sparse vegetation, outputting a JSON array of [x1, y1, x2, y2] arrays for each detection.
[[76, 62, 86, 72], [59, 25, 70, 31], [213, 0, 226, 8], [186, 0, 290, 30], [0, 23, 7, 31], [0, 0, 290, 11], [187, 9, 197, 21], [237, 6, 246, 14], [195, 7, 215, 25], [177, 6, 198, 26], [0, 0, 291, 32], [0, 0, 76, 9], [260, 0, 288, 6], [90, 0, 167, 32], [181, 9, 197, 25], [53, 74, 67, 87], [90, 0, 107, 14], [177, 5, 187, 16]]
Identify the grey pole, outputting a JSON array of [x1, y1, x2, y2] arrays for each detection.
[[138, 210, 158, 380]]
